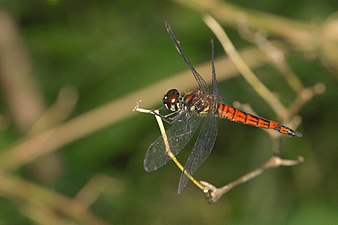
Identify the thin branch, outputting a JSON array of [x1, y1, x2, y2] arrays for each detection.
[[175, 0, 338, 74], [201, 155, 304, 204], [0, 172, 110, 225], [237, 24, 304, 92], [287, 83, 326, 118], [134, 104, 206, 192], [204, 15, 289, 121], [20, 202, 78, 225], [174, 0, 317, 50], [0, 10, 45, 132], [28, 85, 78, 135], [75, 174, 124, 210]]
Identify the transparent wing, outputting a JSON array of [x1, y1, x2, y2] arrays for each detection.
[[210, 39, 223, 102], [144, 112, 201, 172], [178, 113, 218, 193], [164, 21, 208, 92]]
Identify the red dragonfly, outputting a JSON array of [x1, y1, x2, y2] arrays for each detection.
[[144, 21, 302, 193]]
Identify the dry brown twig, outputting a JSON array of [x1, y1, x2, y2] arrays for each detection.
[[134, 104, 206, 192], [236, 19, 304, 92], [20, 201, 79, 225], [75, 174, 125, 210], [0, 10, 45, 132], [201, 155, 304, 204], [0, 172, 110, 225], [175, 0, 338, 75]]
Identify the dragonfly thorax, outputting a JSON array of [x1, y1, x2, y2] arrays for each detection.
[[163, 89, 182, 111]]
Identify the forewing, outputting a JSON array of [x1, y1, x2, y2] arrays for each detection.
[[144, 112, 201, 172], [178, 113, 218, 193], [164, 21, 208, 92], [210, 39, 223, 102]]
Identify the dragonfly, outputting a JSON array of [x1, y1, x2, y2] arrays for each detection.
[[144, 21, 302, 194]]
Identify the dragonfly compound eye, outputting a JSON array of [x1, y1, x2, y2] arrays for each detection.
[[163, 89, 180, 111]]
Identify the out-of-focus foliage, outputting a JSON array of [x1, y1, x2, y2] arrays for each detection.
[[0, 0, 337, 224]]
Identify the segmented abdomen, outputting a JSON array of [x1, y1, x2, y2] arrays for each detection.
[[217, 103, 302, 137]]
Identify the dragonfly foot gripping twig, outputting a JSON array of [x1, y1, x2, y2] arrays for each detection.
[[134, 103, 206, 192]]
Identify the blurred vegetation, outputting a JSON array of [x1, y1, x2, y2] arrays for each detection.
[[0, 0, 337, 224]]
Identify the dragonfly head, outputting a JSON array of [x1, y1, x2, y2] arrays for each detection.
[[163, 89, 181, 111]]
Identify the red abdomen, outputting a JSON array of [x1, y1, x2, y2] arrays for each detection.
[[216, 103, 302, 137]]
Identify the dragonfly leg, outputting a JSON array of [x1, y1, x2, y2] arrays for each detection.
[[150, 110, 180, 124]]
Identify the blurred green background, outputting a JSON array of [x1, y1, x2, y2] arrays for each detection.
[[0, 0, 337, 224]]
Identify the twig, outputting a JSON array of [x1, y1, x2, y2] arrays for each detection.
[[28, 85, 78, 135], [287, 83, 326, 118], [174, 0, 317, 50], [0, 172, 110, 225], [134, 104, 206, 192], [20, 202, 78, 225], [0, 10, 45, 132], [237, 23, 304, 92], [201, 155, 304, 204], [204, 15, 289, 121], [75, 174, 124, 210]]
